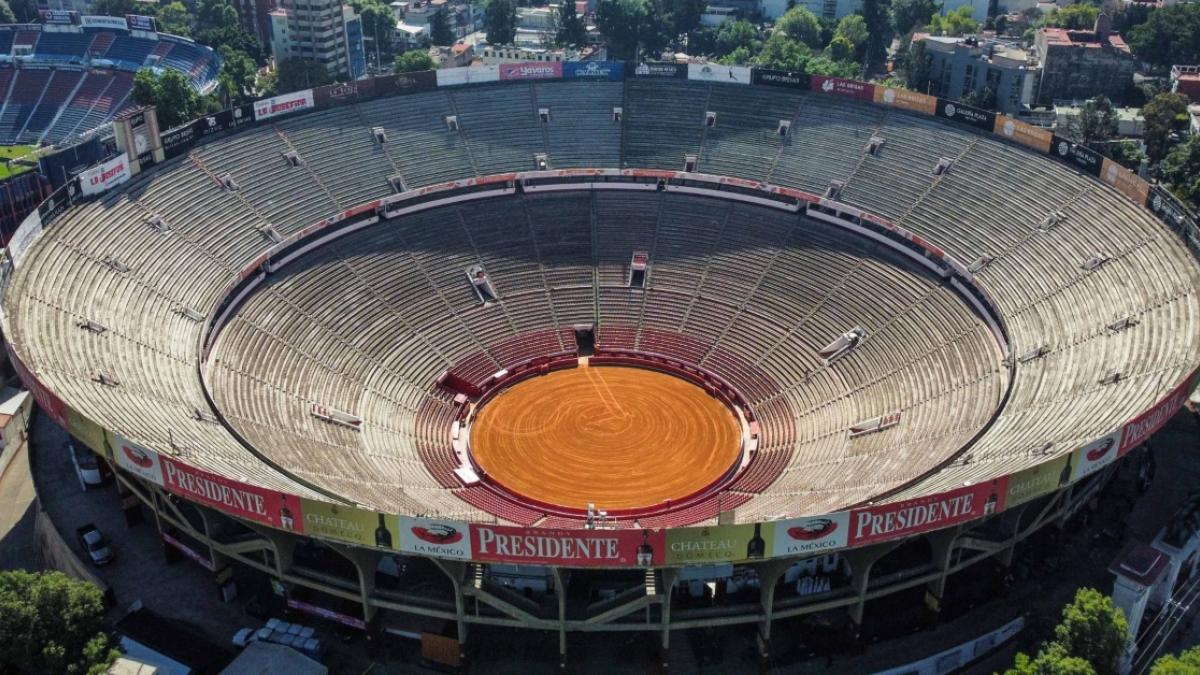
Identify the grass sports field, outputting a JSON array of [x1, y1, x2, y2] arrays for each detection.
[[0, 145, 40, 179]]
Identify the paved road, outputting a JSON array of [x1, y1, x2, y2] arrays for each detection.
[[0, 439, 38, 571]]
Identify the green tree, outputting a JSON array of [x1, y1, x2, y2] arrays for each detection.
[[431, 9, 457, 46], [716, 45, 755, 65], [892, 0, 938, 33], [218, 46, 258, 104], [270, 58, 334, 95], [0, 0, 16, 23], [927, 6, 979, 36], [394, 49, 437, 72], [195, 0, 239, 32], [597, 0, 667, 60], [1128, 3, 1200, 69], [133, 68, 207, 129], [556, 0, 588, 46], [776, 6, 823, 48], [486, 0, 518, 45], [89, 0, 140, 15], [961, 86, 996, 110], [1142, 92, 1189, 163], [756, 31, 813, 69], [0, 570, 119, 675], [835, 14, 869, 51], [1151, 645, 1200, 675], [6, 0, 34, 22], [1043, 3, 1099, 29], [715, 20, 759, 56], [1068, 96, 1119, 147], [1053, 588, 1129, 675], [197, 26, 265, 65], [664, 0, 705, 36], [1162, 135, 1200, 210], [155, 1, 193, 37], [1105, 140, 1146, 171], [828, 34, 855, 61], [862, 0, 893, 69], [353, 0, 399, 56], [1007, 642, 1098, 675], [898, 38, 931, 90]]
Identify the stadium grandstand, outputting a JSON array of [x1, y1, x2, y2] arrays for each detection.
[[0, 21, 220, 146], [2, 65, 1199, 668]]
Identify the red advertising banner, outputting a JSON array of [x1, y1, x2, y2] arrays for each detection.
[[469, 524, 664, 566], [6, 344, 67, 426], [848, 477, 1008, 547], [286, 598, 366, 630], [162, 532, 215, 571], [1119, 372, 1196, 455], [811, 75, 875, 101], [159, 456, 304, 532], [499, 62, 563, 81]]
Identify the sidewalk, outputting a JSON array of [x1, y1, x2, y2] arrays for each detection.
[[0, 439, 39, 571]]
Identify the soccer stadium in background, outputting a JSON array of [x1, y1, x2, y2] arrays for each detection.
[[3, 61, 1199, 669]]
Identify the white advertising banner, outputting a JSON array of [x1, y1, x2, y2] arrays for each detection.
[[113, 434, 164, 486], [1071, 429, 1123, 481], [79, 153, 131, 197], [81, 15, 129, 30], [436, 67, 469, 87], [687, 63, 751, 85], [770, 511, 851, 556], [399, 516, 471, 559], [7, 209, 42, 269], [252, 89, 314, 121]]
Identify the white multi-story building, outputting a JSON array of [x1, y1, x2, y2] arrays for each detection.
[[270, 0, 367, 81]]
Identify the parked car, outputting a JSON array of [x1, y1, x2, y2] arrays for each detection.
[[69, 442, 104, 489], [75, 523, 114, 566]]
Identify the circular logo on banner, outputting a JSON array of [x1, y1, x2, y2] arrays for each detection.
[[788, 518, 837, 541], [122, 444, 152, 468], [1106, 164, 1119, 180], [883, 88, 896, 103], [944, 103, 956, 117], [1152, 195, 1163, 211], [411, 523, 464, 544], [1003, 120, 1015, 137], [1057, 141, 1070, 157]]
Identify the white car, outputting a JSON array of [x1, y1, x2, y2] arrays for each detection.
[[76, 524, 114, 566], [69, 442, 104, 489]]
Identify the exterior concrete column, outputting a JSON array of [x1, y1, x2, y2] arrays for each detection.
[[257, 526, 297, 577], [752, 558, 794, 661], [659, 567, 680, 671], [336, 547, 381, 627], [998, 505, 1029, 568], [924, 526, 962, 617], [551, 567, 568, 669], [431, 558, 470, 662]]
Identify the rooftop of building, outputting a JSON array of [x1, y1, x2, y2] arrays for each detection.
[[1040, 26, 1131, 54]]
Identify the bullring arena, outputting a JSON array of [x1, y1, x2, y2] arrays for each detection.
[[4, 65, 1200, 669]]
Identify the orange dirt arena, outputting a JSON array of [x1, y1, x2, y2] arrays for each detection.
[[468, 364, 743, 512]]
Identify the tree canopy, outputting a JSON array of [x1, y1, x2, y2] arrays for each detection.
[[486, 0, 518, 45], [715, 20, 760, 57], [597, 0, 668, 60], [1151, 646, 1200, 675], [132, 68, 209, 129], [1142, 92, 1189, 164], [0, 0, 18, 24], [892, 0, 939, 34], [1042, 3, 1099, 30], [1162, 131, 1200, 210], [1128, 3, 1200, 68], [926, 6, 979, 36], [556, 0, 589, 47], [1068, 96, 1119, 147], [431, 8, 457, 46], [266, 58, 334, 97], [0, 570, 118, 675], [775, 6, 824, 49], [395, 50, 437, 73], [861, 0, 893, 70], [1005, 588, 1129, 675]]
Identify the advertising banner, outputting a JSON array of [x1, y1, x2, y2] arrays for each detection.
[[470, 524, 664, 566], [993, 115, 1052, 153], [287, 599, 367, 630], [8, 208, 42, 269], [160, 456, 303, 531], [81, 15, 128, 30], [436, 67, 469, 87], [125, 14, 156, 32], [39, 9, 78, 24], [79, 153, 130, 197], [162, 532, 215, 571], [1070, 430, 1123, 481], [299, 499, 396, 548], [1005, 454, 1071, 508], [467, 65, 500, 84], [113, 434, 164, 486], [313, 80, 370, 107], [159, 121, 197, 159], [66, 408, 108, 458], [935, 99, 995, 131], [848, 478, 1007, 547], [379, 69, 436, 95], [1100, 158, 1150, 205], [874, 86, 937, 116], [664, 523, 768, 564], [770, 512, 850, 556], [811, 75, 875, 101], [1051, 135, 1104, 177], [563, 61, 624, 81], [6, 345, 67, 427], [399, 516, 472, 559], [687, 63, 751, 85], [253, 89, 313, 121], [752, 68, 809, 90], [38, 180, 78, 228], [499, 62, 562, 81], [633, 62, 687, 79], [1120, 374, 1195, 454]]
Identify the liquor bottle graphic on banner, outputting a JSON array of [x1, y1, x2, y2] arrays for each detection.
[[1059, 452, 1074, 486], [746, 523, 766, 559], [279, 494, 295, 530], [636, 530, 654, 566], [375, 513, 393, 548]]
